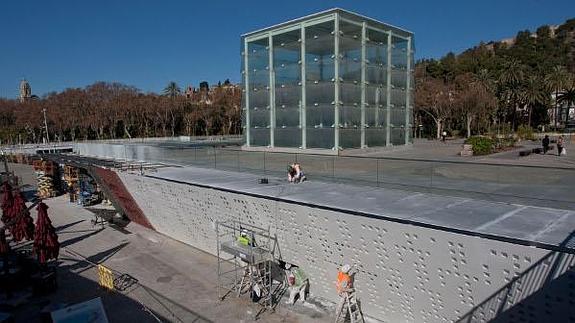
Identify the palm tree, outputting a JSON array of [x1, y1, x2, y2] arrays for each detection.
[[520, 75, 547, 127], [544, 66, 569, 127], [498, 59, 525, 129], [163, 81, 181, 99]]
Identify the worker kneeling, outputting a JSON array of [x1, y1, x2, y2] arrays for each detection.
[[287, 163, 306, 183], [285, 263, 309, 305]]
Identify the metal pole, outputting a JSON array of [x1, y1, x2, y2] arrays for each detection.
[[405, 36, 412, 145], [269, 32, 275, 148], [376, 158, 380, 187], [360, 21, 367, 148], [42, 108, 50, 145], [334, 13, 341, 151], [244, 39, 251, 147], [386, 33, 392, 147], [301, 24, 307, 149]]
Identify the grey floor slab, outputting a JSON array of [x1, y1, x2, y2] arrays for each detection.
[[147, 166, 575, 250]]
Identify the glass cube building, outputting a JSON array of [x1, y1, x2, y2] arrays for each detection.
[[241, 8, 414, 152]]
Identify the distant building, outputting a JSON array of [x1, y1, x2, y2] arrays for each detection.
[[185, 82, 240, 105], [551, 92, 575, 129], [19, 79, 32, 102]]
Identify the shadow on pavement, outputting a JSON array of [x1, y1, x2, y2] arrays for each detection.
[[59, 228, 105, 248], [55, 220, 85, 232]]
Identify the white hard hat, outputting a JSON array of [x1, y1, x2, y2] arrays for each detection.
[[284, 263, 292, 270], [341, 264, 351, 273]]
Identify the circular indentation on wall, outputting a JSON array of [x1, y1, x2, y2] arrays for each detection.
[[157, 276, 172, 283]]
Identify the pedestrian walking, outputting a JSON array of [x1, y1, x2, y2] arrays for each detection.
[[557, 136, 564, 156]]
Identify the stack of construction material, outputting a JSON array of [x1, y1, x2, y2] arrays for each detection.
[[63, 165, 79, 203], [33, 160, 58, 199]]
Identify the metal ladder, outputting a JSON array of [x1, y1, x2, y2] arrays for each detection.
[[335, 290, 365, 323]]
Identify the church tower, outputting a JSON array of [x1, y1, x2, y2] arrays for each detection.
[[19, 79, 31, 102]]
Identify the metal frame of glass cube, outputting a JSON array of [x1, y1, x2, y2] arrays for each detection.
[[241, 8, 414, 152]]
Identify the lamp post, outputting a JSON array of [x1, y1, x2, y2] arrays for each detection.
[[42, 108, 50, 145]]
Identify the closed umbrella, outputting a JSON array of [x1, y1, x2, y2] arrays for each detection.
[[1, 182, 14, 225], [0, 228, 9, 255], [10, 192, 35, 242], [33, 202, 60, 264]]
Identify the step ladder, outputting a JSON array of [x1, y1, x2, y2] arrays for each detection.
[[335, 290, 365, 323]]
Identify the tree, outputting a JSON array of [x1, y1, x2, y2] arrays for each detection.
[[163, 81, 181, 99], [520, 75, 548, 127], [415, 77, 454, 139], [498, 59, 525, 129], [544, 66, 570, 127], [455, 73, 497, 137]]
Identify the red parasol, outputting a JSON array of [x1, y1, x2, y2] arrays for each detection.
[[33, 202, 60, 264], [10, 192, 35, 242], [1, 182, 14, 225], [0, 228, 9, 255]]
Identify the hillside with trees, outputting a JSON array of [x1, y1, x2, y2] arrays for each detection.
[[416, 17, 575, 139]]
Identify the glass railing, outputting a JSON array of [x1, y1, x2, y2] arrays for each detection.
[[102, 144, 575, 210]]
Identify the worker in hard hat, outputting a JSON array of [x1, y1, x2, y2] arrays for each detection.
[[285, 263, 309, 304], [335, 264, 353, 317], [237, 229, 254, 247]]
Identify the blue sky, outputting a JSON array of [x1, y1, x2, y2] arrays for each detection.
[[0, 0, 573, 98]]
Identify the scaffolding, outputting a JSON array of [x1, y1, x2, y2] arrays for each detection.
[[216, 220, 282, 311]]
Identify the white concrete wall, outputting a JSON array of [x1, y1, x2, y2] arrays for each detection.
[[118, 172, 575, 323]]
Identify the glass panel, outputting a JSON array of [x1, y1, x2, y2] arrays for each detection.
[[274, 128, 301, 148], [391, 36, 408, 69], [366, 128, 386, 147], [251, 128, 270, 146], [273, 29, 302, 148], [276, 106, 300, 127], [306, 128, 334, 149], [306, 20, 335, 149], [389, 36, 408, 146], [391, 127, 405, 145], [366, 28, 387, 88], [338, 20, 362, 149], [340, 129, 361, 148], [391, 87, 406, 108], [247, 37, 270, 146]]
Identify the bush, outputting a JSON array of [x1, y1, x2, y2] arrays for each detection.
[[465, 136, 494, 155], [516, 125, 536, 141], [493, 137, 516, 150]]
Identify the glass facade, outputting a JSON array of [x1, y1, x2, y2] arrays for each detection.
[[242, 9, 414, 151]]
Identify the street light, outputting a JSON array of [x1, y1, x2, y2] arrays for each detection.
[[42, 108, 50, 145]]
